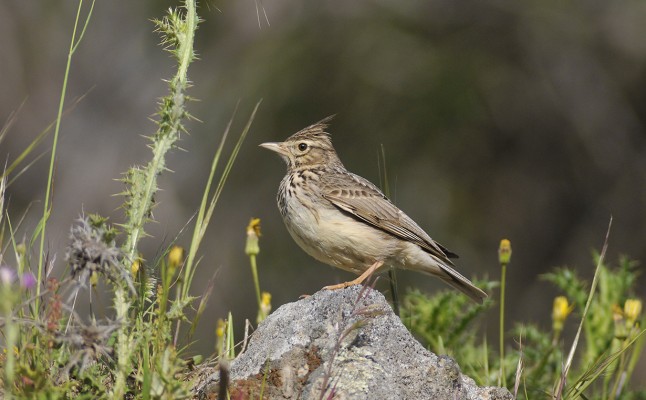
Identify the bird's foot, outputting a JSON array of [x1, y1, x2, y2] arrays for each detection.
[[323, 281, 355, 290], [323, 261, 384, 290]]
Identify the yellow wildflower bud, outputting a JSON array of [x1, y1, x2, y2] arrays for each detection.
[[257, 291, 272, 324], [16, 242, 27, 272], [624, 299, 642, 327], [498, 239, 512, 265], [261, 291, 272, 307], [168, 245, 184, 276], [552, 296, 574, 332], [215, 318, 226, 356], [90, 271, 99, 288], [245, 218, 261, 256], [131, 258, 141, 277], [16, 243, 26, 257], [216, 318, 225, 338]]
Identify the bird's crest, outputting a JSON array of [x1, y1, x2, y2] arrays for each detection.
[[287, 115, 336, 142]]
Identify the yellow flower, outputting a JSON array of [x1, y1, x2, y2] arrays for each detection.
[[498, 239, 512, 265], [245, 218, 261, 256], [257, 291, 272, 324], [624, 299, 642, 326], [247, 218, 261, 237], [552, 296, 574, 332], [167, 245, 185, 276]]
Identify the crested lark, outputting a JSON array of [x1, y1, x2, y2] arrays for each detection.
[[260, 117, 487, 303]]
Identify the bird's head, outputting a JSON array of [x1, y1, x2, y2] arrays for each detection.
[[260, 116, 343, 170]]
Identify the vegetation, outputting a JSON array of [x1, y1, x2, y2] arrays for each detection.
[[0, 1, 258, 398], [403, 235, 646, 399]]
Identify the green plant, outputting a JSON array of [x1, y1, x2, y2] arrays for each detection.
[[403, 280, 497, 384], [0, 1, 260, 398], [402, 230, 646, 399], [498, 238, 512, 387]]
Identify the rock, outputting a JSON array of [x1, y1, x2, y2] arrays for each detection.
[[195, 286, 512, 400]]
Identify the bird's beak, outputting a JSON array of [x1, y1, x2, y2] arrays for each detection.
[[259, 142, 289, 157]]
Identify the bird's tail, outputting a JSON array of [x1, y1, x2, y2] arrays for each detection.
[[437, 265, 488, 304], [422, 256, 488, 304]]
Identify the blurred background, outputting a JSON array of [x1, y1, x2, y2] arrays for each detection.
[[1, 0, 645, 366]]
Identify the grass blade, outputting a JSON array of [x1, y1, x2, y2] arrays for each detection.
[[555, 216, 612, 399]]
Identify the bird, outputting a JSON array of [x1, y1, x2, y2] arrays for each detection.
[[260, 116, 487, 303]]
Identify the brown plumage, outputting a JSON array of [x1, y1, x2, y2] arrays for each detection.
[[260, 117, 487, 303]]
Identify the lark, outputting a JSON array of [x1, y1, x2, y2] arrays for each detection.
[[260, 117, 487, 303]]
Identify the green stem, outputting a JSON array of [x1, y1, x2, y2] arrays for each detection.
[[36, 0, 94, 316], [250, 254, 261, 308], [624, 330, 646, 392], [378, 144, 399, 316], [2, 290, 16, 399], [602, 337, 621, 400], [499, 263, 507, 387], [610, 343, 629, 399], [112, 287, 131, 398], [532, 338, 558, 381]]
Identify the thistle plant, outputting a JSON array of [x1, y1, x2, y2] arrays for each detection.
[[66, 214, 129, 290], [110, 3, 200, 396], [121, 4, 199, 262]]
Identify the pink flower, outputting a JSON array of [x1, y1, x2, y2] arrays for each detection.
[[21, 272, 37, 289]]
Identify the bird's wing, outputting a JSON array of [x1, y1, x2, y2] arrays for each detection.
[[320, 172, 458, 261]]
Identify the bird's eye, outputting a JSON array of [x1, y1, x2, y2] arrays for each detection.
[[298, 143, 308, 151]]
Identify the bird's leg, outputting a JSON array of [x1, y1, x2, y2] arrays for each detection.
[[323, 261, 384, 290]]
